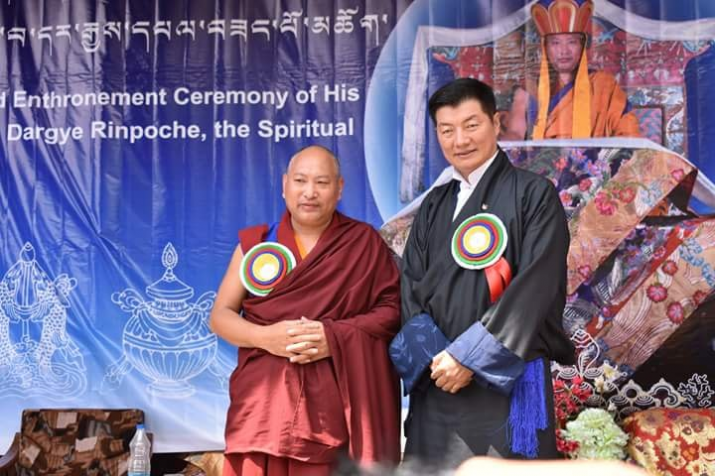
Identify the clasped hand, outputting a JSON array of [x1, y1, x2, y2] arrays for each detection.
[[259, 317, 329, 364], [430, 350, 473, 394]]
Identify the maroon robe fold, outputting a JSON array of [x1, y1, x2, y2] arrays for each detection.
[[224, 211, 401, 466]]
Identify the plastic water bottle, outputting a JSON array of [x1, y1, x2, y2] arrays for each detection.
[[128, 423, 151, 476]]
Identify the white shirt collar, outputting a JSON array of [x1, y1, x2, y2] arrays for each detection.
[[451, 149, 499, 188]]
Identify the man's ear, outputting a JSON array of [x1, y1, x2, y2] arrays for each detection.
[[337, 177, 345, 200], [282, 173, 287, 198]]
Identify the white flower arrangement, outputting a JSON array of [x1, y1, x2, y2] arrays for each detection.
[[560, 408, 629, 460]]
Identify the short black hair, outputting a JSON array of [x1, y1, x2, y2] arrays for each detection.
[[428, 78, 497, 124]]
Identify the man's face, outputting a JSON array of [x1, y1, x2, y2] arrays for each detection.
[[434, 99, 500, 179], [282, 147, 343, 229], [545, 33, 584, 76]]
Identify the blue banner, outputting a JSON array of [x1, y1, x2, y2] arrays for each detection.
[[0, 0, 410, 452]]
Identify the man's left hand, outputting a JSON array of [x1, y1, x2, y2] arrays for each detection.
[[430, 350, 473, 393], [285, 317, 331, 364]]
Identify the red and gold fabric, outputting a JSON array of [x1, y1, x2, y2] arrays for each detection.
[[624, 408, 715, 476]]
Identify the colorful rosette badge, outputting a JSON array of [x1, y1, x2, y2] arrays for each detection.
[[452, 213, 508, 270], [240, 242, 296, 296]]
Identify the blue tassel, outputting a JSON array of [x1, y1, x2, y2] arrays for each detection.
[[508, 358, 547, 458]]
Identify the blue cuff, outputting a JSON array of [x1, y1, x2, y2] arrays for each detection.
[[446, 321, 525, 395], [389, 313, 450, 394]]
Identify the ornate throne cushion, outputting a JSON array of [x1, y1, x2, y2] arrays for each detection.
[[18, 408, 144, 475], [623, 408, 715, 476]]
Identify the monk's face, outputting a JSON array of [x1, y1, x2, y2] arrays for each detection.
[[282, 147, 343, 230], [434, 99, 500, 179], [545, 33, 584, 76]]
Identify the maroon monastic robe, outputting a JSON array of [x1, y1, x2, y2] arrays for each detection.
[[224, 211, 401, 467]]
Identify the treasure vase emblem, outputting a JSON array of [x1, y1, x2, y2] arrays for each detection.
[[102, 243, 228, 398]]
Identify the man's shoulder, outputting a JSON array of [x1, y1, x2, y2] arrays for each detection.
[[589, 70, 619, 87], [238, 223, 270, 247], [408, 182, 453, 223], [511, 165, 558, 196], [337, 212, 381, 237], [421, 181, 453, 205], [508, 167, 564, 221], [336, 213, 396, 255], [239, 223, 269, 235]]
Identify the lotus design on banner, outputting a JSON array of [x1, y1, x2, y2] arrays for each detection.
[[0, 243, 85, 398], [101, 243, 226, 398]]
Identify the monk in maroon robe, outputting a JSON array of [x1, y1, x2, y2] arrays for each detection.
[[210, 145, 401, 476]]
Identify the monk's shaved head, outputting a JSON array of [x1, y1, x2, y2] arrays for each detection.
[[282, 144, 344, 231], [287, 145, 341, 178]]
